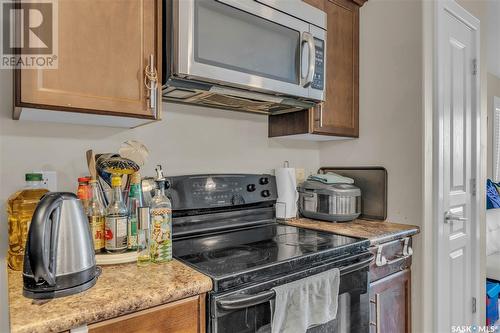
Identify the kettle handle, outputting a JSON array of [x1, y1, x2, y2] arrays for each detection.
[[28, 192, 65, 286]]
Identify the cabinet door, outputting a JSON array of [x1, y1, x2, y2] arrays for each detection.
[[88, 295, 205, 333], [369, 269, 411, 333], [15, 0, 161, 120], [312, 0, 359, 137]]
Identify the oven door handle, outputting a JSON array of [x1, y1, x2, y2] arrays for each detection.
[[217, 290, 276, 311], [340, 254, 375, 276], [216, 254, 374, 311]]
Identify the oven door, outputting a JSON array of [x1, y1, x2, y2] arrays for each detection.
[[173, 0, 326, 100], [209, 253, 373, 333]]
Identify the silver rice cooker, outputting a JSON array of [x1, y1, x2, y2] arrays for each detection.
[[298, 180, 361, 222]]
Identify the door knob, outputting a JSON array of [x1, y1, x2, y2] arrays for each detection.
[[444, 211, 467, 223]]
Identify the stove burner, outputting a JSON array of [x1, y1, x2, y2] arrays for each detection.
[[203, 245, 272, 266], [273, 233, 332, 247]]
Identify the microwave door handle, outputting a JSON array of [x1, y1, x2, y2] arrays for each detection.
[[301, 32, 316, 88], [217, 290, 276, 311]]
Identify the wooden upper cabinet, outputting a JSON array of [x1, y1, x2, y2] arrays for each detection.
[[313, 0, 359, 137], [14, 0, 162, 128], [268, 0, 365, 139]]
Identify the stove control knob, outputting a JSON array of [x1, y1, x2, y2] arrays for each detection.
[[231, 194, 245, 205], [261, 190, 271, 198], [259, 177, 269, 185], [247, 184, 256, 192]]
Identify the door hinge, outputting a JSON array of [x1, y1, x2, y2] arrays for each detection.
[[472, 59, 477, 75], [472, 297, 477, 313], [471, 178, 476, 196]]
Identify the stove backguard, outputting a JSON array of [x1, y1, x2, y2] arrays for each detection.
[[166, 174, 278, 237]]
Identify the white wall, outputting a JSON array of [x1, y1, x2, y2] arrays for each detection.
[[318, 0, 424, 331]]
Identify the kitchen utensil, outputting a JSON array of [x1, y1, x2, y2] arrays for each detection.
[[98, 156, 139, 175], [23, 192, 100, 299], [86, 149, 97, 181], [119, 140, 150, 167], [96, 153, 120, 186], [297, 181, 361, 222], [318, 167, 388, 221], [141, 177, 158, 206]]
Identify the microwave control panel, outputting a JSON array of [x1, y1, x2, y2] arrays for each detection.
[[311, 38, 325, 91]]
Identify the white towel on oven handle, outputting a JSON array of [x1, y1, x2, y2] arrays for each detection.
[[271, 268, 340, 333]]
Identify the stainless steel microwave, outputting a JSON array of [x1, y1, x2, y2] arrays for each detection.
[[162, 0, 327, 114]]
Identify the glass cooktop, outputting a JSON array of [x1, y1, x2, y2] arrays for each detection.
[[173, 223, 369, 292]]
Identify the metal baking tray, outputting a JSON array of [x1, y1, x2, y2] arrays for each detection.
[[318, 166, 387, 221]]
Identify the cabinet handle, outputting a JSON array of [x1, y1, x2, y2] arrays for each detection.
[[369, 294, 381, 333], [144, 54, 158, 117], [318, 103, 323, 128], [375, 237, 412, 267]]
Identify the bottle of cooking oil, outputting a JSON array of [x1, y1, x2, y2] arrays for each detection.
[[7, 173, 49, 271], [88, 179, 106, 253], [149, 165, 172, 263]]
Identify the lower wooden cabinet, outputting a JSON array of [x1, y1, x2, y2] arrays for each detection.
[[88, 295, 206, 333], [369, 269, 411, 333]]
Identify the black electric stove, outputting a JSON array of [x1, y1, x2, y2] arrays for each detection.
[[174, 222, 368, 292], [167, 174, 372, 333]]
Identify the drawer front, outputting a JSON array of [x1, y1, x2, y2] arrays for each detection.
[[369, 238, 412, 282], [88, 295, 205, 333]]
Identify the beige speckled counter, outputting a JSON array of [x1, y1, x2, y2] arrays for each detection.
[[8, 260, 212, 333], [283, 218, 420, 245]]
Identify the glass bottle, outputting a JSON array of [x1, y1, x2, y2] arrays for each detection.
[[149, 165, 172, 263], [77, 177, 91, 213], [127, 172, 143, 250], [88, 180, 106, 253], [137, 206, 151, 266], [105, 175, 128, 253], [7, 173, 49, 270]]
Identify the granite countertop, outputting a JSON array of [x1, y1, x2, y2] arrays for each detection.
[[8, 260, 212, 333], [283, 218, 419, 245]]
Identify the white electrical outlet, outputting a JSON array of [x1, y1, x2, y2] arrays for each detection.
[[34, 171, 57, 191]]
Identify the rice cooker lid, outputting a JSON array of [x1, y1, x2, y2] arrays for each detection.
[[298, 180, 361, 196]]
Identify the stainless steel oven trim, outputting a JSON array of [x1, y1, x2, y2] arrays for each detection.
[[175, 0, 326, 100]]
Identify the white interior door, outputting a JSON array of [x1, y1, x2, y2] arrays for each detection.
[[435, 1, 480, 332]]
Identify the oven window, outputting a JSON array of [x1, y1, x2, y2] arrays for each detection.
[[216, 301, 272, 333], [194, 0, 300, 84]]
